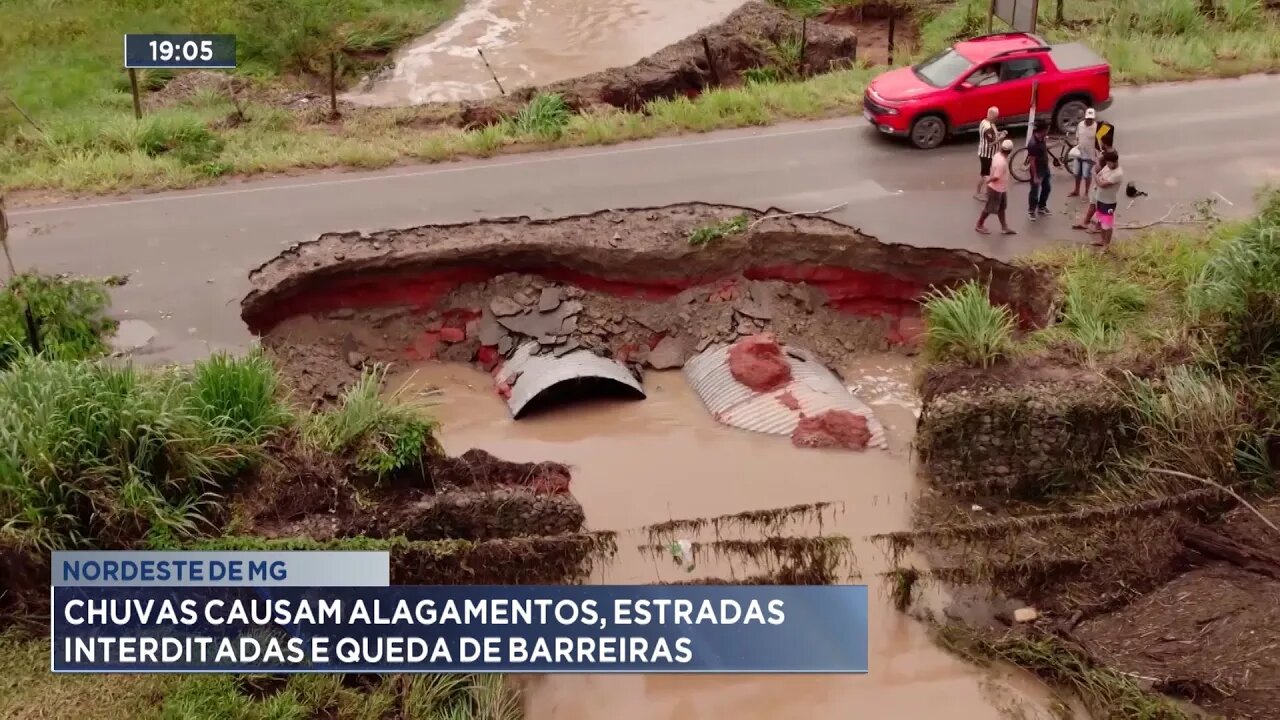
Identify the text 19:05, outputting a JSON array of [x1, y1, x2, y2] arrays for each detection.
[[150, 40, 214, 62]]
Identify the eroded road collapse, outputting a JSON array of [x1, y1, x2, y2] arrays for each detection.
[[241, 202, 1050, 449], [228, 202, 1084, 716]]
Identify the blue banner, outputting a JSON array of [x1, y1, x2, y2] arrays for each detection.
[[52, 585, 868, 674]]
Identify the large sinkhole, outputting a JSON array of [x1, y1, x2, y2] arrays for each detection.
[[241, 203, 1053, 422]]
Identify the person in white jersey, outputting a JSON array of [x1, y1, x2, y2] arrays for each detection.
[[975, 107, 1006, 200]]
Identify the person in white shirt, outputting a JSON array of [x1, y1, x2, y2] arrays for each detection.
[[1090, 150, 1124, 249], [1070, 108, 1101, 199], [975, 107, 1006, 200]]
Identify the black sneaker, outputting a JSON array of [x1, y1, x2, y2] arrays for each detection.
[[1038, 207, 1053, 216], [1028, 211, 1038, 221]]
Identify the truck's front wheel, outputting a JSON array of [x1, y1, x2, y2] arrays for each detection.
[[910, 114, 947, 150], [1054, 98, 1090, 135]]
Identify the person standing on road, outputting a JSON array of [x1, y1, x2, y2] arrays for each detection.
[[975, 107, 1006, 200], [976, 139, 1016, 235], [1026, 121, 1052, 220], [1069, 108, 1101, 199], [1091, 150, 1124, 249]]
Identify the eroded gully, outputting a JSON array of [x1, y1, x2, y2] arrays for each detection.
[[388, 356, 1078, 719]]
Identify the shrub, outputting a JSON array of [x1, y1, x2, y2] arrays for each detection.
[[922, 280, 1017, 368], [0, 272, 114, 366]]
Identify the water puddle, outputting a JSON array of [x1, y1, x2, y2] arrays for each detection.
[[344, 0, 747, 106], [389, 359, 1075, 718], [109, 319, 157, 355]]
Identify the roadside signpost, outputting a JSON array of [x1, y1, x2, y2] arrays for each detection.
[[989, 0, 1040, 33], [987, 0, 1042, 147]]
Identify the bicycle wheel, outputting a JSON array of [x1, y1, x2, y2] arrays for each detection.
[[1008, 147, 1031, 183]]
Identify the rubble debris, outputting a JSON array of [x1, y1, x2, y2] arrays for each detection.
[[538, 287, 562, 312], [790, 410, 872, 451], [1013, 607, 1040, 623], [728, 333, 793, 392], [478, 312, 506, 345], [648, 335, 690, 370], [490, 297, 523, 317]]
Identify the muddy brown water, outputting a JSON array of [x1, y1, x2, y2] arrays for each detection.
[[344, 0, 747, 106], [388, 357, 1080, 718]]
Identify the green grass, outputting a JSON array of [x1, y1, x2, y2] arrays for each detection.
[[0, 0, 462, 133], [0, 637, 522, 720], [0, 351, 445, 552], [0, 272, 115, 366], [688, 213, 749, 247], [1, 0, 1278, 195], [0, 350, 291, 551], [508, 93, 572, 140], [922, 280, 1017, 368], [303, 364, 441, 477]]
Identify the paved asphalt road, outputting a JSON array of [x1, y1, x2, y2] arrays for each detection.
[[8, 74, 1280, 362]]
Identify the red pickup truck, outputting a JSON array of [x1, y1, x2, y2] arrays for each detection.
[[863, 32, 1112, 149]]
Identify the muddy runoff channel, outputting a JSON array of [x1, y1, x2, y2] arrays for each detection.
[[242, 204, 1065, 717]]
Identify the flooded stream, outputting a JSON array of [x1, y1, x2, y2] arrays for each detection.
[[344, 0, 747, 106], [389, 357, 1075, 719]]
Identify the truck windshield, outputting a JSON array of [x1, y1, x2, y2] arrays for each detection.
[[913, 48, 974, 88]]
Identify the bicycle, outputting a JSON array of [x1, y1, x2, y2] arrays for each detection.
[[1009, 130, 1077, 183]]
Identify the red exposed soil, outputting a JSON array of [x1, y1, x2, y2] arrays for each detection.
[[790, 410, 872, 450], [728, 333, 792, 392], [242, 203, 1052, 403]]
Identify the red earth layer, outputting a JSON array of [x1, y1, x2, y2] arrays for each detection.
[[791, 410, 872, 450], [247, 262, 1038, 344], [728, 334, 793, 392]]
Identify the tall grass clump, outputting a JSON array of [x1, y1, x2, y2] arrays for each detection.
[[0, 351, 296, 550], [187, 349, 294, 445], [1132, 0, 1205, 35], [1217, 0, 1264, 31], [510, 93, 572, 139], [922, 280, 1017, 368], [0, 272, 114, 367], [1124, 365, 1249, 483], [303, 365, 441, 477], [1042, 257, 1148, 364], [1186, 189, 1280, 365]]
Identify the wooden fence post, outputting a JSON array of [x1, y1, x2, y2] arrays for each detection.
[[887, 14, 897, 65], [701, 35, 721, 85], [328, 53, 339, 119], [128, 68, 142, 120], [476, 49, 506, 95], [798, 18, 808, 77]]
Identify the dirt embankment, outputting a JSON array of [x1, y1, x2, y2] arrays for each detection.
[[240, 203, 1052, 403], [900, 369, 1280, 719]]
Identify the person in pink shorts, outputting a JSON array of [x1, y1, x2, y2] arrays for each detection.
[[1090, 150, 1124, 249]]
